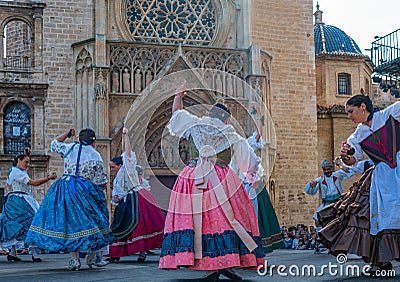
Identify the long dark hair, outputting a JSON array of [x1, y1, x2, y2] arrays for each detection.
[[79, 128, 96, 145], [110, 156, 123, 166], [346, 94, 374, 113]]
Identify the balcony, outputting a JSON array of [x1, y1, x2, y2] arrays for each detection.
[[1, 55, 33, 82], [371, 29, 400, 78]]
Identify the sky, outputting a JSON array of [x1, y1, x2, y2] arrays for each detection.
[[313, 0, 400, 56]]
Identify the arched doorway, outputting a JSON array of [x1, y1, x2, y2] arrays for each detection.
[[123, 67, 276, 211]]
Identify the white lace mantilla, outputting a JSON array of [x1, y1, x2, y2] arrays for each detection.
[[168, 109, 263, 183], [168, 109, 242, 157]]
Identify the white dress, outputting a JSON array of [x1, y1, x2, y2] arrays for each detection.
[[0, 167, 39, 249], [347, 101, 400, 235]]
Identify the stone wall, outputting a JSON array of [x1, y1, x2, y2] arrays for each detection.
[[41, 0, 95, 186], [250, 0, 317, 226]]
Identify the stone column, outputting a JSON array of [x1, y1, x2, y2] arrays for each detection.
[[95, 0, 107, 67]]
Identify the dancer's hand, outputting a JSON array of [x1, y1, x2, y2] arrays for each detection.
[[112, 195, 120, 203], [309, 180, 317, 187], [175, 81, 187, 98], [24, 147, 31, 156], [67, 128, 76, 138], [48, 172, 57, 180]]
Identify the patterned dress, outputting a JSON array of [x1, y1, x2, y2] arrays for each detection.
[[159, 109, 264, 270], [0, 167, 39, 249], [25, 140, 114, 253], [318, 102, 400, 265], [108, 151, 165, 258]]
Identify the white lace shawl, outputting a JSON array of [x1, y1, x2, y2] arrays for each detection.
[[112, 151, 142, 200], [168, 109, 263, 183]]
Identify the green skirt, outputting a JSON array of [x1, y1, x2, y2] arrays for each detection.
[[256, 182, 283, 253]]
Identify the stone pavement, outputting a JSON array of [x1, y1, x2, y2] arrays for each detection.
[[0, 249, 399, 281]]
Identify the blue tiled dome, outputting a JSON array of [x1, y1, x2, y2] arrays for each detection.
[[314, 23, 363, 56]]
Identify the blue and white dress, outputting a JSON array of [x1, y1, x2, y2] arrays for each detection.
[[25, 140, 114, 253], [0, 167, 39, 250]]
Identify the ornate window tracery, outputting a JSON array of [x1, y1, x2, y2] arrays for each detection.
[[118, 0, 219, 46]]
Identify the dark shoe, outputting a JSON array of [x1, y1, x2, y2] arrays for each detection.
[[106, 257, 120, 263], [32, 256, 42, 262], [137, 254, 146, 263], [218, 268, 242, 280], [199, 271, 220, 281], [380, 262, 393, 271], [7, 255, 22, 262]]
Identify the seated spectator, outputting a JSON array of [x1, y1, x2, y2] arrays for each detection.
[[307, 233, 318, 250], [288, 226, 296, 239], [302, 233, 309, 244], [282, 232, 293, 249], [295, 239, 306, 250], [292, 232, 301, 249]]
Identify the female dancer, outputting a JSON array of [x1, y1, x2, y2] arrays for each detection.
[[107, 127, 164, 262], [25, 128, 114, 270], [159, 82, 264, 281], [249, 103, 283, 253], [317, 95, 400, 273], [231, 102, 283, 253], [0, 148, 56, 262]]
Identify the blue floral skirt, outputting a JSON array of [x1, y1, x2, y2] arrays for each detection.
[[25, 175, 113, 253]]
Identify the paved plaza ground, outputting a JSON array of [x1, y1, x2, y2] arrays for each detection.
[[0, 249, 399, 281]]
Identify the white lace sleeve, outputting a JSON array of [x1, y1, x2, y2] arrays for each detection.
[[122, 151, 141, 188], [346, 131, 364, 162], [232, 139, 263, 184], [247, 131, 268, 152], [167, 109, 199, 137], [141, 178, 151, 191]]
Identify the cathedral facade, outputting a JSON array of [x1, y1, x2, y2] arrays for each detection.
[[0, 0, 389, 226]]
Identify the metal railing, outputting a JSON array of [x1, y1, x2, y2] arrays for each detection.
[[371, 29, 400, 77], [3, 56, 31, 71]]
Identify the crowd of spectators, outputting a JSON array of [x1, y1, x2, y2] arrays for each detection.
[[281, 224, 325, 252]]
